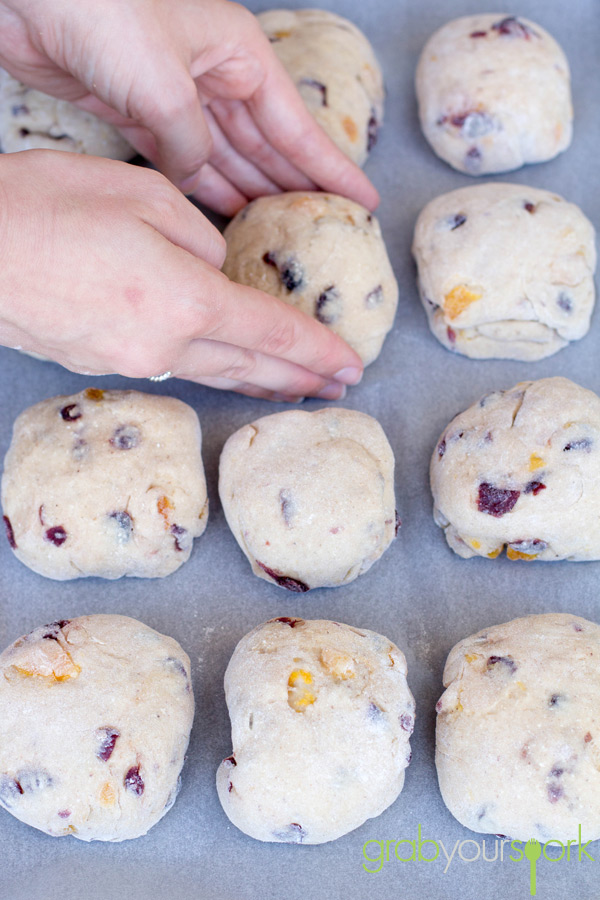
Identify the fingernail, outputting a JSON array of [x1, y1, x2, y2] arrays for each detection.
[[333, 366, 363, 385], [315, 383, 347, 401], [180, 173, 201, 194]]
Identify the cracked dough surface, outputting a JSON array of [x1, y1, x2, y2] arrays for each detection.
[[416, 14, 572, 175], [413, 183, 596, 361], [222, 192, 398, 366], [217, 617, 414, 844], [436, 613, 600, 842], [257, 8, 384, 166], [0, 68, 134, 159], [0, 615, 194, 842], [1, 388, 208, 580], [430, 377, 600, 561], [219, 407, 398, 591]]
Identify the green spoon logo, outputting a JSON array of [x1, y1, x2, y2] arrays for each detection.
[[524, 838, 542, 895]]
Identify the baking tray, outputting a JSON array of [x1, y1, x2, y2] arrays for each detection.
[[0, 1, 598, 898]]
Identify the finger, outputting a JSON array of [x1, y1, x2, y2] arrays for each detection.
[[201, 106, 281, 198], [208, 98, 317, 192], [190, 271, 364, 384], [175, 336, 347, 399], [76, 100, 248, 217], [133, 65, 216, 193], [185, 162, 248, 216], [248, 51, 380, 210], [179, 373, 303, 403], [134, 171, 226, 268]]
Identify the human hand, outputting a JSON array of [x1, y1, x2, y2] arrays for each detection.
[[0, 0, 379, 215], [0, 151, 363, 400]]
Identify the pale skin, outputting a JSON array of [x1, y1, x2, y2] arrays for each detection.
[[0, 0, 380, 400]]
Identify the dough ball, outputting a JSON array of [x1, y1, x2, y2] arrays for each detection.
[[430, 377, 600, 561], [413, 183, 596, 360], [223, 192, 398, 366], [217, 617, 414, 844], [219, 407, 399, 592], [257, 9, 384, 165], [0, 615, 194, 841], [416, 15, 572, 175], [1, 388, 208, 580], [0, 68, 134, 159], [437, 613, 600, 841]]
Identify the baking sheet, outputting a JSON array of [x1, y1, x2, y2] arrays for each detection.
[[0, 1, 598, 898]]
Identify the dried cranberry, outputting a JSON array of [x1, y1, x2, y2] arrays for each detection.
[[435, 699, 443, 713], [447, 327, 456, 344], [72, 438, 88, 461], [124, 765, 144, 796], [315, 286, 339, 324], [42, 620, 70, 640], [109, 511, 133, 542], [523, 201, 536, 214], [450, 213, 467, 230], [548, 694, 563, 707], [492, 16, 536, 38], [279, 489, 295, 526], [470, 30, 487, 38], [437, 438, 446, 458], [270, 617, 305, 627], [58, 809, 71, 818], [585, 732, 593, 743], [367, 112, 379, 152], [60, 404, 82, 421], [368, 702, 383, 721], [365, 285, 384, 308], [298, 78, 328, 107], [257, 562, 309, 592], [280, 259, 303, 292], [165, 656, 188, 680], [400, 713, 414, 734], [557, 292, 573, 313], [0, 777, 23, 809], [262, 251, 277, 268], [524, 481, 546, 496], [450, 111, 494, 138], [169, 524, 188, 552], [45, 526, 67, 546], [487, 655, 517, 674], [574, 623, 584, 632], [466, 146, 482, 164], [273, 822, 307, 843], [478, 483, 520, 517], [110, 424, 141, 450], [395, 511, 401, 535], [223, 756, 237, 768], [3, 515, 16, 549], [17, 770, 52, 793], [96, 727, 120, 762], [548, 783, 563, 803], [509, 539, 548, 554], [564, 438, 592, 452]]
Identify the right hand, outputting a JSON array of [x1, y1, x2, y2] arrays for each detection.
[[0, 0, 378, 215], [0, 151, 363, 401]]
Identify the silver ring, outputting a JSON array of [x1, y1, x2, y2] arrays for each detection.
[[147, 371, 173, 382]]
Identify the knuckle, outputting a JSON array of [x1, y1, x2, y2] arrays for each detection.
[[112, 344, 174, 380], [260, 318, 298, 357], [223, 348, 259, 382]]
